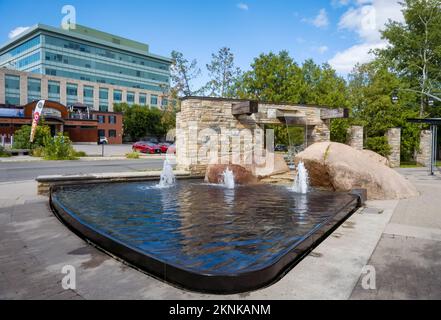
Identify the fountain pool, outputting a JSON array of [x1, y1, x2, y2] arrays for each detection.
[[50, 179, 363, 293]]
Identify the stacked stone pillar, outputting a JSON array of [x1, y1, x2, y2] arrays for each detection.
[[416, 130, 432, 167], [347, 126, 364, 150], [386, 128, 401, 168]]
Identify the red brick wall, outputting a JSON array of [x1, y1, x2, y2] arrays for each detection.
[[93, 112, 123, 144]]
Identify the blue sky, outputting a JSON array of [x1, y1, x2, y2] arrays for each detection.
[[0, 0, 404, 87]]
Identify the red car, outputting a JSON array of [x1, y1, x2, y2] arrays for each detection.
[[132, 141, 161, 154], [158, 142, 171, 153]]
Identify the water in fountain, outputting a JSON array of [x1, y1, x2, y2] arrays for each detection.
[[293, 161, 309, 194], [221, 168, 235, 189], [158, 160, 176, 188]]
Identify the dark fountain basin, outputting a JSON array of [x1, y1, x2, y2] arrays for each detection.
[[50, 179, 363, 294]]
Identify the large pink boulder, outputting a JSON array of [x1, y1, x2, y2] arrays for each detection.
[[294, 142, 418, 200]]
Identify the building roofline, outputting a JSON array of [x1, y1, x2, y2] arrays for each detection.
[[0, 23, 172, 64]]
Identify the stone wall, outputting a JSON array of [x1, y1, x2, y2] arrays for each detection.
[[176, 97, 330, 175], [416, 130, 432, 167], [386, 128, 401, 168], [347, 126, 364, 151]]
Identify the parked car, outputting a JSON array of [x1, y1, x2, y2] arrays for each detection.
[[158, 142, 171, 153], [132, 141, 161, 154], [98, 136, 108, 145], [275, 144, 288, 152]]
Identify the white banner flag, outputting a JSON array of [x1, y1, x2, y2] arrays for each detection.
[[30, 100, 45, 143]]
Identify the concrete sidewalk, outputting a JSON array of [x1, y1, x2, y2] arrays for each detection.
[[0, 168, 438, 299], [0, 155, 166, 163], [350, 168, 441, 299]]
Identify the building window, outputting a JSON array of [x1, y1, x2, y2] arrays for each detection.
[[127, 92, 135, 105], [99, 105, 108, 112], [161, 98, 168, 107], [108, 115, 116, 124], [150, 95, 158, 106], [48, 81, 60, 102], [97, 115, 105, 123], [83, 86, 94, 98], [66, 83, 78, 105], [109, 130, 117, 138], [5, 75, 20, 105], [98, 129, 105, 137], [99, 88, 108, 100], [83, 86, 94, 109], [27, 78, 41, 103], [139, 93, 147, 105], [113, 90, 122, 102]]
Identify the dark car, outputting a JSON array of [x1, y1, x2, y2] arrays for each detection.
[[132, 141, 161, 154], [275, 144, 288, 152]]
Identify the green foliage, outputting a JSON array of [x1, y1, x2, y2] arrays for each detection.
[[365, 137, 392, 157], [12, 125, 51, 150], [73, 150, 87, 157], [0, 146, 11, 158], [347, 61, 420, 161], [330, 119, 350, 144], [43, 133, 78, 160], [31, 146, 45, 157], [377, 0, 441, 116], [114, 103, 171, 141], [266, 125, 305, 146], [125, 151, 140, 159]]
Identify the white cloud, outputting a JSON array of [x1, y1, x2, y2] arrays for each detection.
[[312, 9, 329, 28], [318, 46, 329, 54], [8, 26, 30, 39], [329, 0, 404, 74], [329, 42, 387, 73], [236, 3, 249, 11]]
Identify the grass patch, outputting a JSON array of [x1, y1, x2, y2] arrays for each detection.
[[126, 151, 140, 159], [400, 161, 424, 168], [73, 150, 87, 157]]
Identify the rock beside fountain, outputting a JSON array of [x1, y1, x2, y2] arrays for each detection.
[[205, 164, 259, 185], [294, 142, 418, 200], [361, 149, 390, 167]]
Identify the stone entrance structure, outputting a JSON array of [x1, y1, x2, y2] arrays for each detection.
[[176, 97, 348, 174]]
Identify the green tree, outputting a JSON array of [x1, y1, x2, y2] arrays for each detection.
[[12, 124, 51, 150], [347, 61, 420, 160], [203, 47, 242, 98], [236, 51, 304, 103], [114, 103, 167, 141], [378, 0, 441, 116], [170, 50, 201, 97]]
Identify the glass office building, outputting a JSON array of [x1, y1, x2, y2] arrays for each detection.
[[0, 24, 171, 101]]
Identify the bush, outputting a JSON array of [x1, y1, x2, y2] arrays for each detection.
[[43, 133, 78, 160], [73, 150, 87, 157], [13, 125, 51, 150], [365, 136, 391, 157], [125, 151, 140, 159], [0, 146, 11, 158], [31, 146, 45, 157]]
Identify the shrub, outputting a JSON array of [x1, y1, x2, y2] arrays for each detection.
[[43, 133, 78, 160], [0, 146, 11, 158], [13, 125, 51, 150], [31, 146, 45, 157], [365, 136, 391, 157], [126, 151, 140, 159], [73, 150, 87, 157]]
